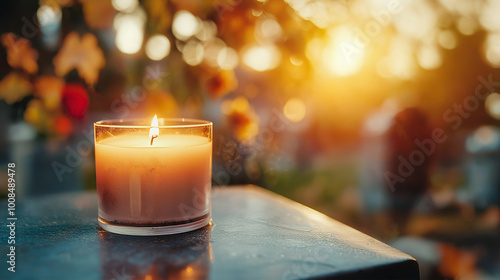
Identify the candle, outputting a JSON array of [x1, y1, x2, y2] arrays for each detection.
[[94, 117, 213, 236]]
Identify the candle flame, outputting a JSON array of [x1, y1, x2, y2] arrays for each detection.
[[149, 115, 159, 145]]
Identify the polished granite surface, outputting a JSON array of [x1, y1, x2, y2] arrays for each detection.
[[0, 185, 418, 279]]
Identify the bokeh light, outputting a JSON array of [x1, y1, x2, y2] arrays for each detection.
[[37, 4, 62, 48], [392, 0, 437, 40], [457, 16, 477, 35], [417, 44, 442, 70], [256, 17, 282, 42], [484, 33, 500, 67], [320, 27, 365, 77], [486, 93, 500, 120], [172, 11, 200, 41], [204, 38, 226, 67], [3, 1, 500, 279], [217, 47, 239, 70], [145, 34, 171, 61], [115, 15, 143, 54], [182, 40, 204, 66], [386, 37, 417, 79], [290, 56, 303, 66], [111, 0, 138, 13], [479, 0, 500, 32], [243, 45, 281, 71], [466, 125, 499, 153], [196, 21, 217, 42], [438, 30, 457, 50], [285, 0, 348, 28], [283, 98, 307, 122], [37, 5, 61, 26]]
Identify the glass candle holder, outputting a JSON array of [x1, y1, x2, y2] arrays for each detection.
[[94, 118, 212, 236]]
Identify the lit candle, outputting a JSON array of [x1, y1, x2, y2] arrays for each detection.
[[94, 117, 213, 236]]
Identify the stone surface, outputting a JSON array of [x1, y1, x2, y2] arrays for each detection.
[[0, 185, 418, 280]]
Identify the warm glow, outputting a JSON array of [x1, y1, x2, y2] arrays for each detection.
[[257, 17, 282, 41], [221, 97, 250, 114], [145, 35, 171, 61], [438, 30, 457, 50], [457, 16, 477, 35], [183, 266, 194, 276], [217, 47, 239, 70], [182, 40, 204, 66], [252, 9, 263, 17], [196, 21, 217, 41], [392, 0, 436, 40], [113, 8, 146, 31], [243, 45, 281, 71], [37, 5, 61, 27], [321, 27, 365, 77], [290, 56, 303, 66], [417, 45, 442, 70], [111, 0, 138, 12], [285, 0, 345, 28], [149, 115, 159, 145], [204, 38, 226, 67], [376, 58, 392, 79], [172, 11, 200, 41], [479, 0, 500, 32], [486, 93, 500, 120], [386, 37, 416, 80], [115, 14, 144, 54], [284, 98, 306, 122], [484, 33, 500, 67]]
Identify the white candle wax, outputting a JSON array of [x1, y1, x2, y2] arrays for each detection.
[[95, 134, 212, 225]]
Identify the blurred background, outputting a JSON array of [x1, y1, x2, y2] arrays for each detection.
[[1, 0, 500, 279]]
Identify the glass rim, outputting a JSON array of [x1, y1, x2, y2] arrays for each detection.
[[94, 118, 212, 128]]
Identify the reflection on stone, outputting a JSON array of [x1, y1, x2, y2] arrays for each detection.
[[99, 224, 212, 280]]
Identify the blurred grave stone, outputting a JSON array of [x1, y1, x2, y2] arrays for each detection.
[[7, 121, 87, 198], [359, 100, 398, 213], [465, 125, 500, 210]]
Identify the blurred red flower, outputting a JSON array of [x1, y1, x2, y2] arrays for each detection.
[[62, 84, 89, 119], [54, 115, 73, 136], [222, 97, 259, 142], [206, 70, 238, 99]]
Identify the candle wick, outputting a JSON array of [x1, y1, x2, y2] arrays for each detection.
[[150, 135, 158, 146], [149, 115, 159, 146]]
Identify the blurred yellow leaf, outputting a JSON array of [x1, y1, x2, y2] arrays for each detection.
[[0, 72, 32, 104], [1, 33, 38, 74], [53, 32, 105, 85], [24, 99, 47, 131], [34, 76, 64, 111]]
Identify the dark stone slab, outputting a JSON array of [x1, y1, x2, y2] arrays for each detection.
[[0, 185, 419, 280]]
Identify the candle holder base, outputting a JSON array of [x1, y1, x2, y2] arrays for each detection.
[[98, 215, 211, 236]]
